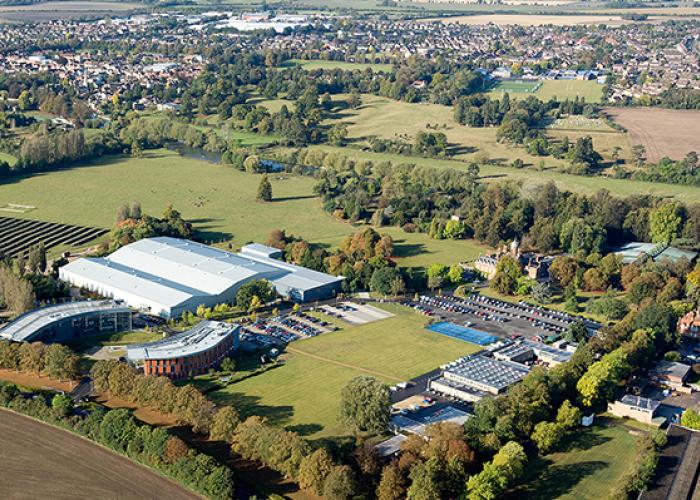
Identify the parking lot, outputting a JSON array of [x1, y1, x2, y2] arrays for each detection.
[[240, 311, 336, 347], [403, 293, 600, 342], [319, 301, 393, 325]]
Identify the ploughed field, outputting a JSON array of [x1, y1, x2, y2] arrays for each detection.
[[605, 108, 700, 162], [0, 408, 198, 499]]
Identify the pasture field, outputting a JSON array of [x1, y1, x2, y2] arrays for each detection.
[[489, 79, 542, 94], [0, 149, 484, 267], [281, 59, 394, 73], [0, 408, 198, 499], [507, 421, 639, 500], [208, 304, 479, 438], [604, 107, 700, 162], [488, 80, 604, 103], [324, 94, 573, 168], [304, 144, 700, 203]]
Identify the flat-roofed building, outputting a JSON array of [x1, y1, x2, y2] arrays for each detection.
[[0, 300, 132, 343], [437, 354, 530, 399], [126, 320, 239, 379], [650, 361, 691, 390], [608, 395, 662, 425], [60, 237, 343, 318]]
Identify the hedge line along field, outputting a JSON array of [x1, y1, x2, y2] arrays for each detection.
[[0, 408, 198, 499], [0, 149, 487, 267], [208, 304, 480, 439]]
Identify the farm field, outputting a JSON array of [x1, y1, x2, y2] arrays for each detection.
[[507, 421, 639, 499], [0, 408, 198, 499], [488, 80, 604, 103], [304, 144, 700, 203], [0, 149, 483, 267], [433, 14, 642, 25], [604, 107, 700, 162], [281, 59, 394, 72], [209, 304, 479, 438]]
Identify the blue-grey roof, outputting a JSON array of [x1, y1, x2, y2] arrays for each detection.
[[126, 320, 238, 361], [0, 300, 131, 342]]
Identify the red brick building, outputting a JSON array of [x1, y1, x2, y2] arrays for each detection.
[[127, 321, 239, 380]]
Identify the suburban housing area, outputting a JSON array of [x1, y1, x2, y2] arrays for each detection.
[[1, 1, 700, 500]]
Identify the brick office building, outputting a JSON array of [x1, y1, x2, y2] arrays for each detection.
[[126, 321, 239, 379]]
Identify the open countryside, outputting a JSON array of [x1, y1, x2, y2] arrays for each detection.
[[604, 108, 700, 162], [0, 409, 198, 500], [1, 4, 700, 500]]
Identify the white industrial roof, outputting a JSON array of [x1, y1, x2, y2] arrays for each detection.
[[0, 300, 131, 342], [126, 320, 238, 360], [61, 237, 343, 310]]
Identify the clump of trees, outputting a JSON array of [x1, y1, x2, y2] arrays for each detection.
[[465, 441, 528, 499], [90, 360, 214, 433], [109, 204, 193, 251], [0, 341, 79, 381], [612, 430, 667, 498]]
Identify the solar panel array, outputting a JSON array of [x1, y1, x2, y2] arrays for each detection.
[[0, 216, 107, 258]]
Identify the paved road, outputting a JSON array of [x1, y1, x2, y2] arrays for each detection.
[[0, 408, 200, 500]]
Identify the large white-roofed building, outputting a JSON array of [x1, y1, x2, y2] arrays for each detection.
[[59, 237, 343, 318]]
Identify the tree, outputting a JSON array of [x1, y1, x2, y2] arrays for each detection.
[[328, 124, 348, 146], [257, 174, 273, 202], [51, 393, 73, 417], [564, 322, 588, 343], [209, 406, 241, 443], [681, 408, 700, 430], [406, 462, 440, 500], [447, 265, 463, 285], [339, 376, 390, 434], [556, 400, 582, 430], [531, 421, 565, 454], [244, 155, 262, 173], [491, 255, 521, 295], [649, 202, 682, 244], [377, 462, 407, 500], [370, 266, 402, 296], [323, 465, 356, 500], [531, 281, 552, 304], [164, 436, 190, 463], [220, 357, 235, 372], [549, 256, 579, 287], [299, 448, 335, 495], [236, 279, 275, 310]]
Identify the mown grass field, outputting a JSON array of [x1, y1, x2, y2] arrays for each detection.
[[282, 59, 394, 72], [508, 421, 639, 500], [208, 304, 480, 438], [488, 80, 604, 103], [0, 149, 486, 267]]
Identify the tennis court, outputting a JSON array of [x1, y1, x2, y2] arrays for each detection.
[[426, 322, 497, 346]]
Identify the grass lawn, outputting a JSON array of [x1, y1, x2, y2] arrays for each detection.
[[508, 421, 639, 500], [0, 149, 490, 267], [281, 59, 394, 73], [489, 80, 604, 103], [208, 304, 480, 438]]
